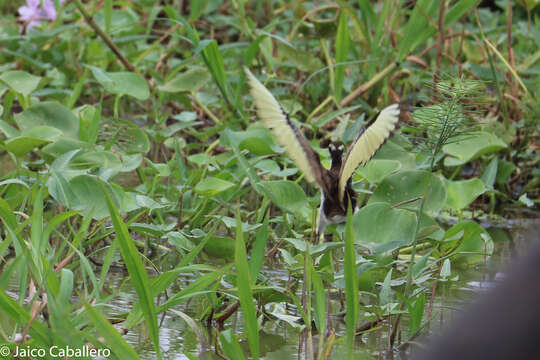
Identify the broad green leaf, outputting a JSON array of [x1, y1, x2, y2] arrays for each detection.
[[194, 177, 236, 196], [88, 66, 149, 100], [3, 136, 52, 157], [14, 101, 80, 138], [443, 132, 507, 166], [445, 178, 486, 211], [356, 159, 401, 184], [370, 170, 447, 216], [0, 70, 41, 95], [441, 221, 493, 266], [481, 157, 498, 189], [259, 180, 310, 220], [353, 202, 417, 253], [158, 67, 210, 93], [278, 43, 324, 72]]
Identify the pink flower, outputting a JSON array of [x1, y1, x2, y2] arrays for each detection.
[[18, 0, 64, 31]]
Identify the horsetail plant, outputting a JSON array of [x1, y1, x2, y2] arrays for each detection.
[[401, 75, 486, 324]]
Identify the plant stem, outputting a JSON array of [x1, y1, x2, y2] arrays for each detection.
[[73, 0, 136, 73]]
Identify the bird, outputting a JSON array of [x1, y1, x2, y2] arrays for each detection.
[[244, 67, 400, 240]]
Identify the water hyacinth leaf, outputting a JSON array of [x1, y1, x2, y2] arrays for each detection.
[[443, 132, 507, 167], [370, 170, 447, 216], [373, 140, 417, 170], [236, 129, 276, 155], [255, 159, 298, 177], [87, 66, 149, 100], [66, 175, 122, 219], [355, 159, 401, 184], [0, 70, 41, 96], [84, 304, 142, 360], [4, 136, 52, 157], [496, 160, 516, 186], [158, 67, 210, 93], [353, 202, 416, 253], [14, 101, 80, 138], [259, 180, 310, 221], [441, 221, 494, 266], [200, 236, 235, 259], [445, 178, 486, 212], [41, 138, 88, 159], [481, 157, 498, 189], [278, 43, 324, 73], [194, 177, 236, 196], [0, 119, 20, 138]]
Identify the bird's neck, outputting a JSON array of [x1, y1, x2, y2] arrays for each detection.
[[330, 152, 343, 172]]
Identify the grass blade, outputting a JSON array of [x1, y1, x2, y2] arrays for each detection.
[[235, 207, 259, 359], [102, 184, 161, 359], [84, 303, 142, 360], [344, 204, 358, 359], [335, 9, 350, 102]]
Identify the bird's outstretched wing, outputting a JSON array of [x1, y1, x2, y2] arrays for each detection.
[[338, 104, 400, 202], [245, 67, 329, 192]]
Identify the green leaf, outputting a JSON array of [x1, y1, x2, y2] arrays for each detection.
[[259, 180, 310, 220], [199, 40, 230, 106], [441, 221, 493, 266], [84, 303, 141, 360], [356, 159, 401, 184], [0, 70, 41, 96], [14, 101, 80, 138], [370, 170, 447, 216], [3, 136, 52, 157], [311, 263, 327, 334], [87, 66, 149, 100], [344, 205, 357, 359], [481, 157, 498, 190], [334, 9, 350, 101], [443, 132, 507, 166], [194, 177, 236, 196], [158, 67, 210, 93], [445, 178, 486, 211], [249, 214, 269, 281], [353, 202, 417, 253], [102, 184, 161, 359], [219, 330, 247, 360], [235, 209, 259, 359]]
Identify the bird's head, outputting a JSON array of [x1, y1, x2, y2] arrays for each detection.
[[328, 141, 345, 167], [328, 141, 344, 158]]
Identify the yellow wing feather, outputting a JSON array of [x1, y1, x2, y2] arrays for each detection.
[[244, 67, 326, 189], [338, 104, 400, 201]]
